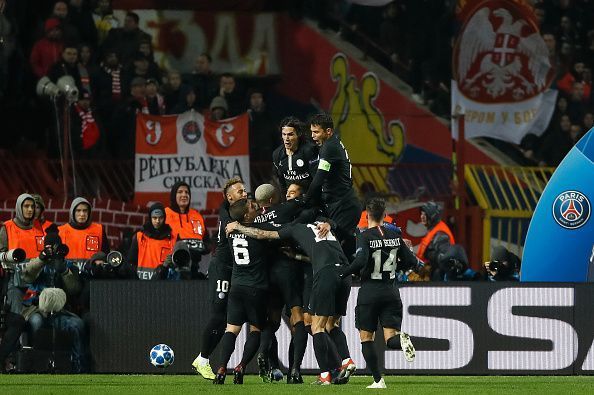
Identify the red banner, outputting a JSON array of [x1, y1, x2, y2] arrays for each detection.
[[134, 111, 250, 210]]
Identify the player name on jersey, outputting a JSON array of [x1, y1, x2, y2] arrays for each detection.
[[253, 211, 278, 223], [369, 238, 401, 249]]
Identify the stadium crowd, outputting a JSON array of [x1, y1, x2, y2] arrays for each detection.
[[0, 0, 279, 165], [308, 0, 594, 166]]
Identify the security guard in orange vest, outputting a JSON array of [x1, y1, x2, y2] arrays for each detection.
[[165, 181, 209, 278], [128, 202, 177, 280], [58, 197, 109, 263], [0, 193, 45, 259], [416, 201, 455, 281]]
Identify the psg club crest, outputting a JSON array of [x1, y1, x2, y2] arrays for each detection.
[[453, 0, 554, 102], [552, 190, 591, 230], [181, 121, 201, 144]]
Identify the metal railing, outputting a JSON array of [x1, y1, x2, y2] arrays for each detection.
[[465, 165, 555, 261]]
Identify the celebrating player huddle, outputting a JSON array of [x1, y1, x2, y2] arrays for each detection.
[[191, 114, 416, 388]]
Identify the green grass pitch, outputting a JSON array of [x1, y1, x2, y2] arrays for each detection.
[[1, 374, 594, 394]]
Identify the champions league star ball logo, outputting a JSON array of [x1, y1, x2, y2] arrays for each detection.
[[552, 190, 591, 230], [182, 121, 201, 144]]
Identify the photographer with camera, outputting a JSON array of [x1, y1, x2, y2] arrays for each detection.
[[484, 246, 521, 282], [437, 244, 479, 281], [416, 201, 455, 281], [58, 198, 109, 267], [128, 203, 177, 280], [165, 182, 210, 279], [18, 232, 88, 373], [151, 241, 194, 281]]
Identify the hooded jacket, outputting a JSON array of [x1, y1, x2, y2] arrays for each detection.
[[0, 194, 45, 258], [165, 182, 206, 242], [32, 193, 54, 231], [417, 201, 455, 265], [128, 202, 176, 280], [58, 197, 109, 259]]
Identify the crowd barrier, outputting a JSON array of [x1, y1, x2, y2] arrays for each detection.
[[90, 281, 594, 375]]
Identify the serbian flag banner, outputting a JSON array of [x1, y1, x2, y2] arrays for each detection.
[[134, 110, 250, 210]]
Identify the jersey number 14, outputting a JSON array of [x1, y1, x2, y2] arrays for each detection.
[[371, 249, 397, 279]]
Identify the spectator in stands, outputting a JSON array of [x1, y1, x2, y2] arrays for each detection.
[[557, 61, 586, 97], [20, 232, 87, 373], [51, 1, 80, 45], [165, 181, 210, 279], [92, 0, 118, 45], [163, 70, 188, 114], [218, 72, 244, 117], [538, 114, 575, 166], [185, 53, 217, 111], [378, 1, 405, 67], [78, 43, 96, 95], [542, 32, 561, 75], [32, 194, 54, 232], [172, 85, 200, 114], [122, 52, 160, 96], [248, 88, 277, 163], [102, 11, 151, 67], [94, 49, 123, 126], [146, 78, 165, 115], [209, 96, 228, 121], [110, 77, 147, 159], [71, 90, 102, 156], [30, 18, 64, 79], [416, 201, 455, 281], [47, 43, 83, 91], [556, 15, 582, 54], [58, 197, 109, 262], [138, 39, 162, 83], [566, 81, 589, 123], [518, 133, 540, 166], [128, 202, 177, 280], [68, 0, 98, 49]]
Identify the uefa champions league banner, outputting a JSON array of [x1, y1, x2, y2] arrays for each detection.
[[522, 129, 594, 282], [451, 0, 557, 144], [90, 282, 594, 374], [134, 110, 250, 210]]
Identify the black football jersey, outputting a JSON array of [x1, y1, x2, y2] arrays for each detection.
[[272, 141, 319, 194], [344, 225, 417, 285], [278, 222, 348, 275], [228, 222, 279, 289], [315, 134, 355, 204], [212, 201, 234, 271]]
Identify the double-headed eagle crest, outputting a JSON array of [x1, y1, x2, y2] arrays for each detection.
[[456, 6, 552, 101]]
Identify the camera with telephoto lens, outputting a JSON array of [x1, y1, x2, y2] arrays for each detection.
[[184, 238, 207, 254], [106, 251, 123, 268], [172, 241, 191, 271], [0, 248, 26, 270]]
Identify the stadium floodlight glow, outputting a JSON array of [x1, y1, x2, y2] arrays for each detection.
[[57, 75, 79, 103], [36, 76, 60, 98]]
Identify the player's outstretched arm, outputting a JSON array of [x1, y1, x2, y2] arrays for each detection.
[[226, 222, 280, 240]]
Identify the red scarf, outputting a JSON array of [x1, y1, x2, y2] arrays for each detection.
[[75, 103, 100, 149], [103, 64, 121, 100]]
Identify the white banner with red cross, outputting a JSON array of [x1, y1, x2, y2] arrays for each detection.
[[134, 110, 250, 210], [451, 0, 557, 144]]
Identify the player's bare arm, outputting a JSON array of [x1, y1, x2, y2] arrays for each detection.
[[225, 221, 280, 240]]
